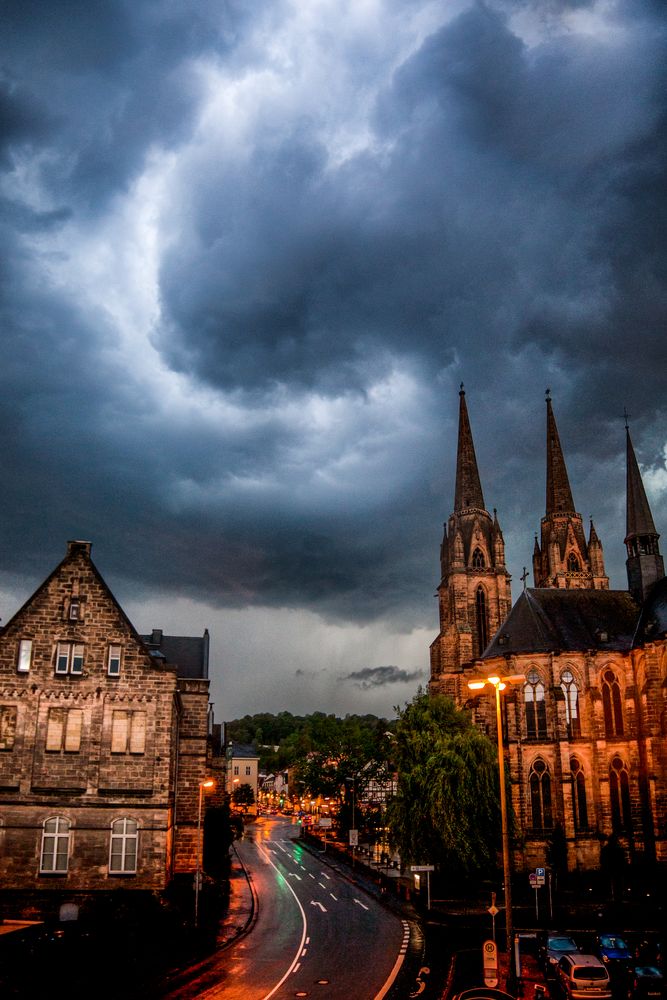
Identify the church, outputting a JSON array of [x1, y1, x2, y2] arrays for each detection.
[[430, 389, 667, 874]]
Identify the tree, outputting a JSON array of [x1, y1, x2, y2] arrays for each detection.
[[231, 783, 255, 808], [385, 691, 500, 877]]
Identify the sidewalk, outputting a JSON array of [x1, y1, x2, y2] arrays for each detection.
[[216, 842, 256, 948]]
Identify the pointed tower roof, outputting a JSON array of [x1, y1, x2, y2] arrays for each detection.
[[545, 391, 575, 515], [454, 385, 485, 511], [626, 427, 658, 540]]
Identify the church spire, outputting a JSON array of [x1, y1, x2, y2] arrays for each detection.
[[545, 390, 575, 515], [454, 384, 485, 512], [625, 424, 664, 603]]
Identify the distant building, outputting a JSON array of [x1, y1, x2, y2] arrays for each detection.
[[0, 541, 212, 920], [430, 390, 667, 873], [227, 742, 260, 812]]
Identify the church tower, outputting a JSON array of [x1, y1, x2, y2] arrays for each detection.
[[532, 392, 609, 590], [430, 387, 512, 700], [625, 424, 664, 603]]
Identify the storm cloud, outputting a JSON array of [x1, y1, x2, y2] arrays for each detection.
[[1, 0, 666, 717]]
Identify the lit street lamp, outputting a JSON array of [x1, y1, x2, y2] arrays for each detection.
[[195, 778, 215, 928], [468, 673, 525, 984]]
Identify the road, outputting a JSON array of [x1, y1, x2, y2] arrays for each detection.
[[163, 815, 409, 999]]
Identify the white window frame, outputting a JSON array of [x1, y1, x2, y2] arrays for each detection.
[[17, 639, 33, 673], [55, 643, 84, 676], [109, 818, 139, 874], [107, 644, 122, 677], [245, 765, 251, 776], [40, 816, 70, 874]]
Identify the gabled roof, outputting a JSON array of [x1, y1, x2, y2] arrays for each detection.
[[483, 588, 639, 658], [140, 628, 209, 679], [231, 742, 260, 760]]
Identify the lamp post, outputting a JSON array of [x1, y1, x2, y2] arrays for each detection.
[[468, 673, 524, 985], [195, 779, 215, 928], [345, 776, 357, 868]]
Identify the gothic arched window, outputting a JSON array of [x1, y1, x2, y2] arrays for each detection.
[[561, 669, 581, 738], [525, 669, 547, 739], [570, 757, 588, 831], [602, 669, 624, 737], [609, 756, 632, 833], [40, 816, 70, 874], [472, 547, 486, 568], [475, 586, 488, 654], [567, 552, 580, 572], [529, 758, 553, 831]]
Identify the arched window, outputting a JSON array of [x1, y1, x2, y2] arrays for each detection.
[[602, 669, 624, 736], [472, 547, 486, 569], [525, 669, 547, 739], [609, 756, 632, 833], [109, 818, 139, 874], [567, 552, 580, 572], [561, 670, 581, 738], [570, 757, 588, 831], [475, 586, 488, 654], [40, 817, 70, 874], [529, 758, 553, 831]]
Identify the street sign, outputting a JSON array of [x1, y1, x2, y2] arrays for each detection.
[[487, 905, 499, 916], [536, 866, 546, 885], [410, 865, 435, 872], [483, 939, 499, 988], [318, 817, 332, 828], [529, 873, 538, 886], [349, 829, 359, 847]]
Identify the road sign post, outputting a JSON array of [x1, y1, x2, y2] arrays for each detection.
[[483, 939, 499, 988], [410, 865, 434, 909]]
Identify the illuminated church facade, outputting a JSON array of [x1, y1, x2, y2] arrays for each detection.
[[430, 389, 667, 873]]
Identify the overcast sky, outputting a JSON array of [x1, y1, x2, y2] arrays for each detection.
[[2, 0, 666, 721]]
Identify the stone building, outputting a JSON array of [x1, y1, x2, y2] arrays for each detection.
[[0, 540, 211, 919], [430, 391, 667, 873]]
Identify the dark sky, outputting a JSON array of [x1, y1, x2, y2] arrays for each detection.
[[2, 0, 666, 719]]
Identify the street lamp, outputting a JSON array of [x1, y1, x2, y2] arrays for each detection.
[[195, 778, 215, 928], [468, 673, 524, 985], [345, 776, 357, 868]]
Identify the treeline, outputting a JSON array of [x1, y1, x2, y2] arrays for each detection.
[[224, 711, 394, 771]]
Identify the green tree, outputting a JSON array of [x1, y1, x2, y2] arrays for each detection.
[[386, 691, 500, 876], [231, 783, 255, 808]]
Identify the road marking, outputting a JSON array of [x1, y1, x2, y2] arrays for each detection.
[[293, 963, 301, 973], [321, 872, 331, 879], [330, 893, 338, 901], [257, 856, 308, 1000], [301, 948, 307, 957], [308, 872, 315, 879], [306, 937, 310, 944], [318, 882, 327, 889], [287, 873, 302, 880], [353, 898, 369, 910], [310, 900, 327, 912], [374, 921, 410, 1000]]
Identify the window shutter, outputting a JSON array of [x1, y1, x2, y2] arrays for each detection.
[[111, 711, 129, 753], [64, 709, 83, 751], [46, 709, 65, 751], [129, 712, 146, 754]]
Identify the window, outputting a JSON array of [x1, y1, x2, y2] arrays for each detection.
[[567, 552, 580, 572], [560, 670, 580, 738], [0, 706, 18, 750], [107, 645, 122, 677], [602, 670, 624, 736], [46, 708, 83, 752], [109, 818, 138, 874], [55, 643, 84, 676], [69, 598, 81, 621], [111, 711, 146, 754], [570, 757, 588, 830], [529, 758, 553, 831], [233, 765, 239, 776], [245, 765, 251, 776], [525, 670, 547, 738], [472, 547, 486, 568], [475, 586, 488, 654], [40, 817, 70, 873], [17, 640, 32, 673], [610, 756, 632, 833]]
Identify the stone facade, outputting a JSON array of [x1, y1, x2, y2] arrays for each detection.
[[0, 541, 211, 919], [430, 395, 667, 874]]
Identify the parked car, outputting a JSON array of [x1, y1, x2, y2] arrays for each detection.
[[595, 936, 633, 969], [542, 934, 582, 977], [555, 953, 612, 1000], [632, 967, 664, 1000]]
